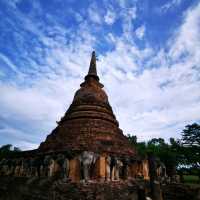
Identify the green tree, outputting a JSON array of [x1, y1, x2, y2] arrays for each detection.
[[147, 138, 179, 177], [182, 123, 200, 146], [13, 147, 21, 152], [127, 135, 148, 157], [127, 135, 180, 177], [0, 144, 12, 152], [0, 144, 21, 159], [181, 123, 200, 180], [127, 134, 137, 146], [136, 142, 147, 157]]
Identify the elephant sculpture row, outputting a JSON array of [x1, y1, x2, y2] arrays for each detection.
[[0, 151, 142, 181], [78, 152, 128, 181], [0, 154, 69, 179]]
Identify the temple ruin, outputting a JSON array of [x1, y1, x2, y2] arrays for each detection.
[[1, 52, 200, 200], [0, 51, 151, 199], [0, 52, 149, 182]]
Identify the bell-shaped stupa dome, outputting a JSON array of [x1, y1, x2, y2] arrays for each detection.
[[39, 51, 136, 156]]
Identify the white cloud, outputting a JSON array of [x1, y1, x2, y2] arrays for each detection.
[[75, 12, 83, 22], [120, 6, 137, 40], [135, 25, 145, 39], [99, 2, 200, 141], [0, 53, 23, 76], [127, 7, 137, 20], [106, 33, 116, 43], [88, 3, 102, 24], [0, 127, 39, 150], [169, 2, 200, 63], [17, 141, 38, 150], [117, 0, 137, 9], [0, 0, 200, 150], [104, 10, 116, 25], [0, 3, 97, 149], [160, 0, 182, 13], [6, 0, 22, 8]]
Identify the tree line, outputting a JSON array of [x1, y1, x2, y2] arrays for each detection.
[[127, 123, 200, 182]]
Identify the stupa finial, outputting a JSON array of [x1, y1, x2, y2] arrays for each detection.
[[85, 51, 99, 81]]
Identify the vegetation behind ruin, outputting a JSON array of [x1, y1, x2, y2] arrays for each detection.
[[127, 123, 200, 184]]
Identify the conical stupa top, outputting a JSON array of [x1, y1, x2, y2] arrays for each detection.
[[85, 51, 99, 81]]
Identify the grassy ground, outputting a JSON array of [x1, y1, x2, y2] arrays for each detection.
[[183, 175, 200, 185]]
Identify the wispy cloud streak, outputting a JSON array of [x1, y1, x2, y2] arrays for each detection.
[[0, 0, 199, 149]]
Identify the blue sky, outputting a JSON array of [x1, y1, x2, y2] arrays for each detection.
[[0, 0, 200, 150]]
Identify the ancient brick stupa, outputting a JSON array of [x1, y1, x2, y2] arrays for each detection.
[[39, 51, 135, 157], [0, 51, 149, 184]]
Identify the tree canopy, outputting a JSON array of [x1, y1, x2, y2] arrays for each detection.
[[127, 122, 200, 179], [0, 144, 21, 159], [182, 123, 200, 147]]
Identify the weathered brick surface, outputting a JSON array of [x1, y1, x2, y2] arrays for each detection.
[[1, 177, 200, 200], [162, 183, 200, 200], [39, 73, 136, 157], [142, 160, 149, 180], [69, 158, 81, 182], [0, 177, 143, 200]]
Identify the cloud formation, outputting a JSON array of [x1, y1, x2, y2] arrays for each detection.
[[0, 0, 199, 150], [135, 25, 145, 39], [160, 0, 182, 13], [104, 10, 116, 25]]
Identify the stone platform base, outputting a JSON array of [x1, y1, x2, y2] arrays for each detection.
[[162, 183, 200, 200], [0, 177, 146, 200], [1, 177, 199, 200]]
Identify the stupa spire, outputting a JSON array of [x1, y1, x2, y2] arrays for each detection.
[[85, 51, 99, 81]]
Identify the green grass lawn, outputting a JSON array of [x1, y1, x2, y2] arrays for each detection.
[[183, 175, 199, 185]]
